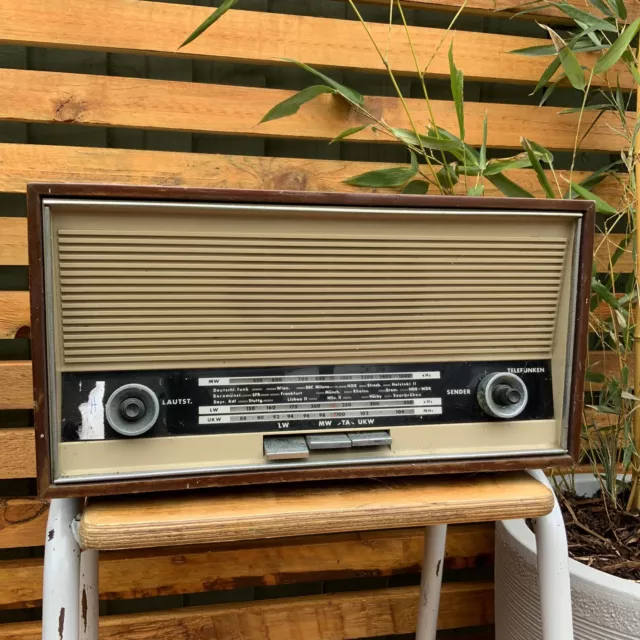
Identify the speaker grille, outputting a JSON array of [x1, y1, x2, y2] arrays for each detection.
[[56, 229, 567, 370]]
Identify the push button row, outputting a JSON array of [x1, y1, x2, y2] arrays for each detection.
[[264, 431, 392, 460]]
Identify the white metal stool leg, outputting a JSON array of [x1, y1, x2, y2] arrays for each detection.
[[79, 550, 99, 640], [415, 524, 448, 640], [528, 469, 574, 640], [42, 498, 83, 640]]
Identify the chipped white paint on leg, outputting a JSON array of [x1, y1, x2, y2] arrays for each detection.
[[43, 498, 82, 640], [78, 381, 105, 440], [415, 524, 447, 640], [79, 550, 99, 640]]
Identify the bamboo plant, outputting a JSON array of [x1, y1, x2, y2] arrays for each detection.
[[181, 0, 640, 512]]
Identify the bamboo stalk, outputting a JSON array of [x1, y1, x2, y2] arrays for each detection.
[[634, 61, 640, 510]]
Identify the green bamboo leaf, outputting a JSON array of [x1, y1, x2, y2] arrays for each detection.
[[429, 127, 480, 166], [409, 150, 418, 173], [594, 17, 640, 74], [511, 44, 558, 56], [621, 366, 629, 387], [538, 77, 563, 106], [542, 25, 586, 90], [592, 277, 621, 309], [628, 61, 640, 86], [550, 3, 617, 30], [467, 184, 484, 196], [532, 57, 562, 95], [260, 85, 335, 124], [402, 180, 430, 194], [565, 161, 622, 196], [484, 153, 532, 176], [615, 308, 627, 329], [281, 58, 364, 107], [448, 43, 465, 140], [526, 139, 554, 164], [623, 442, 635, 468], [510, 2, 552, 17], [580, 23, 604, 49], [586, 371, 606, 383], [569, 181, 617, 213], [179, 0, 239, 48], [479, 113, 487, 171], [522, 138, 555, 198], [391, 128, 421, 146], [608, 0, 627, 20], [586, 403, 620, 415], [512, 39, 606, 56], [344, 152, 418, 187], [486, 173, 535, 198], [618, 289, 637, 306], [391, 128, 463, 154], [559, 103, 615, 113], [574, 43, 608, 52], [587, 0, 614, 17], [330, 125, 368, 143], [436, 163, 459, 188], [530, 26, 601, 97]]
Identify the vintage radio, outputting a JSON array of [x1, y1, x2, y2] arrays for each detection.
[[27, 185, 594, 497]]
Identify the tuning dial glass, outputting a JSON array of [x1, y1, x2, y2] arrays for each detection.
[[105, 383, 160, 436], [477, 372, 528, 420]]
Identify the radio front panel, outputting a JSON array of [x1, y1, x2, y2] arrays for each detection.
[[27, 186, 594, 496]]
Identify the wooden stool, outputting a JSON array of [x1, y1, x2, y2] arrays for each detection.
[[42, 471, 570, 640]]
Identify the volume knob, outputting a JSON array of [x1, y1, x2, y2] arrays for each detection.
[[106, 383, 159, 436], [477, 372, 528, 420]]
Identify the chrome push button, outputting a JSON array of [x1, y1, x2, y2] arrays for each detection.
[[306, 434, 352, 450], [263, 436, 309, 460]]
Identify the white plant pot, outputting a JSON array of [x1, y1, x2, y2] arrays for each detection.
[[495, 474, 640, 639]]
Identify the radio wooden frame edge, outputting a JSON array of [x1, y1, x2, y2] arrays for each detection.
[[26, 183, 595, 498]]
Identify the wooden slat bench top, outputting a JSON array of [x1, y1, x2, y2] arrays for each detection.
[[78, 471, 552, 550]]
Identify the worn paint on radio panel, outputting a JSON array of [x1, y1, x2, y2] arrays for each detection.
[[59, 361, 554, 441]]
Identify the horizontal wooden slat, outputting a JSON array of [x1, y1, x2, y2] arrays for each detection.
[[0, 291, 30, 339], [0, 218, 27, 266], [594, 233, 631, 272], [0, 0, 628, 89], [0, 497, 47, 549], [352, 0, 640, 21], [0, 69, 625, 152], [0, 582, 493, 639], [0, 429, 35, 480], [0, 362, 32, 410], [0, 142, 626, 201], [0, 523, 493, 608], [592, 295, 633, 322], [584, 407, 618, 428], [588, 350, 632, 386]]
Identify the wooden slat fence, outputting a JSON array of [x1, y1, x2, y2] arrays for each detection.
[[0, 0, 626, 637]]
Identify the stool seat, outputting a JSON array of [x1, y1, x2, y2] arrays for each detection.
[[78, 471, 553, 551]]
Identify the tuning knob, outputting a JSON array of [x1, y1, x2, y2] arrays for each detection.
[[106, 384, 159, 436], [477, 372, 528, 420]]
